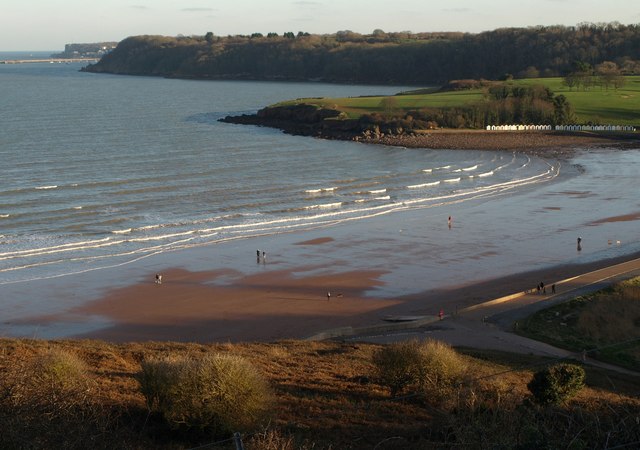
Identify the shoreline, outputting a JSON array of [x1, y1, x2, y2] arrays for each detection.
[[360, 130, 640, 154], [221, 108, 640, 155], [25, 244, 640, 344], [4, 142, 640, 345]]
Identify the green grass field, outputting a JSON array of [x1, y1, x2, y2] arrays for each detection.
[[281, 76, 640, 125]]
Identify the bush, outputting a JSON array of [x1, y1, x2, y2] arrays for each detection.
[[527, 363, 586, 405], [372, 340, 420, 396], [373, 339, 467, 400], [138, 353, 272, 436], [413, 339, 467, 400], [0, 348, 108, 448]]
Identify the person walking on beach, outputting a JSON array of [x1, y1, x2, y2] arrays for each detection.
[[540, 282, 545, 294], [448, 216, 452, 228], [262, 251, 266, 263], [577, 237, 582, 251], [155, 273, 162, 284], [551, 284, 556, 294]]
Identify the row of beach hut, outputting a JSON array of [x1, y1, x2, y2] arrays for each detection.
[[485, 124, 636, 131]]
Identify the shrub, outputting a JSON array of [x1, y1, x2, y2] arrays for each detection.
[[138, 353, 272, 436], [527, 363, 586, 405], [373, 339, 467, 400], [372, 340, 420, 396], [413, 339, 467, 400], [0, 348, 108, 448]]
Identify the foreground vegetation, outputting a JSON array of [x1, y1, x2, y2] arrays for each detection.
[[1, 336, 638, 449], [516, 277, 640, 371]]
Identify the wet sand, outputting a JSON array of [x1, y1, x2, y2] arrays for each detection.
[[7, 144, 640, 344], [42, 235, 640, 343]]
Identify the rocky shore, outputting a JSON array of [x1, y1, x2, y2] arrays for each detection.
[[221, 104, 640, 154]]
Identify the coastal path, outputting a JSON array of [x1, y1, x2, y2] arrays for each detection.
[[312, 257, 640, 376]]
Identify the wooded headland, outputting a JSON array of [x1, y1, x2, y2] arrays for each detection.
[[83, 24, 640, 85]]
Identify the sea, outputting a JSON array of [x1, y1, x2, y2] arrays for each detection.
[[2, 52, 640, 337]]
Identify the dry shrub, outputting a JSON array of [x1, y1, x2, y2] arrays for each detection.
[[138, 353, 272, 437], [0, 347, 109, 449], [372, 339, 467, 401]]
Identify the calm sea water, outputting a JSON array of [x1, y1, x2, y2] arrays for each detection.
[[1, 58, 638, 292]]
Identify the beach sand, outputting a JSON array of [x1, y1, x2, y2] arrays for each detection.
[[37, 229, 640, 344], [6, 138, 640, 344], [363, 130, 639, 153]]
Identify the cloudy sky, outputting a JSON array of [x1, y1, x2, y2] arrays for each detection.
[[3, 0, 640, 51]]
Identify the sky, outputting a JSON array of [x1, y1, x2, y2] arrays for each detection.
[[3, 0, 640, 51]]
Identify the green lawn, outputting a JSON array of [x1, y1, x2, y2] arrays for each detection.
[[280, 76, 640, 125]]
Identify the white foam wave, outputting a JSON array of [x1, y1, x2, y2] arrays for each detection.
[[435, 165, 451, 170], [305, 202, 342, 210], [422, 168, 433, 173], [35, 185, 57, 190], [0, 214, 9, 218], [462, 165, 478, 171], [443, 177, 461, 183], [478, 171, 494, 177], [306, 186, 337, 194], [369, 189, 387, 194], [112, 228, 132, 235], [375, 196, 391, 200], [72, 206, 82, 210]]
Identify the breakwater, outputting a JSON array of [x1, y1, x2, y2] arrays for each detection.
[[0, 58, 97, 64]]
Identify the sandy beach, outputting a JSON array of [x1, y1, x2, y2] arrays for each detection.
[[49, 246, 640, 343], [362, 130, 639, 153], [29, 205, 639, 343], [5, 134, 640, 344]]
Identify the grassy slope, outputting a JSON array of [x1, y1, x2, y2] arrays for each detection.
[[1, 338, 638, 449], [283, 76, 640, 125], [516, 277, 640, 370]]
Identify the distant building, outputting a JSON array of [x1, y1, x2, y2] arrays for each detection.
[[51, 42, 118, 59]]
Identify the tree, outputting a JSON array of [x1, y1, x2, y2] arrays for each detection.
[[562, 72, 579, 91], [204, 32, 215, 44], [553, 94, 575, 125], [595, 61, 623, 90]]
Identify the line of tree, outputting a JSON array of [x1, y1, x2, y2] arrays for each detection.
[[84, 23, 640, 85], [360, 84, 575, 132], [563, 60, 626, 91]]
